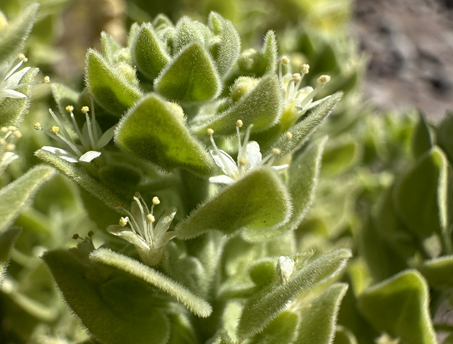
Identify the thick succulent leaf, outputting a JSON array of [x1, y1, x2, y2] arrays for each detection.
[[50, 83, 79, 116], [394, 147, 451, 252], [90, 248, 212, 317], [132, 24, 170, 81], [100, 31, 123, 64], [247, 311, 298, 344], [417, 256, 453, 288], [0, 165, 54, 232], [194, 74, 281, 135], [0, 227, 22, 287], [358, 270, 437, 344], [208, 12, 240, 78], [43, 249, 170, 344], [266, 92, 343, 160], [115, 93, 214, 175], [35, 149, 128, 209], [261, 30, 278, 74], [155, 43, 220, 103], [321, 137, 360, 176], [86, 49, 142, 116], [0, 3, 39, 64], [0, 67, 39, 127], [176, 167, 292, 239], [296, 283, 349, 344], [167, 313, 198, 344], [436, 113, 453, 163], [244, 137, 327, 241], [412, 112, 433, 159], [237, 248, 352, 339], [173, 17, 209, 54]]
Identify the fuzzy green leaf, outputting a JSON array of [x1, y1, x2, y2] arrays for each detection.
[[437, 113, 453, 163], [132, 24, 170, 81], [43, 249, 170, 344], [155, 43, 221, 103], [100, 31, 123, 65], [248, 311, 298, 344], [115, 93, 214, 175], [244, 137, 327, 241], [333, 326, 358, 344], [358, 270, 437, 344], [322, 137, 360, 176], [261, 31, 278, 74], [0, 165, 54, 232], [86, 49, 142, 116], [412, 112, 433, 159], [50, 83, 79, 116], [176, 167, 292, 240], [237, 248, 352, 339], [208, 12, 240, 78], [194, 74, 281, 135], [173, 17, 209, 54], [0, 227, 22, 286], [417, 256, 453, 288], [90, 248, 212, 317], [0, 3, 39, 64], [266, 92, 343, 160], [296, 283, 349, 344], [0, 67, 39, 127], [394, 147, 451, 251]]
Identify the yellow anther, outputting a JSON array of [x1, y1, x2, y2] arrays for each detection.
[[119, 217, 128, 227], [81, 106, 89, 114], [281, 56, 290, 65], [65, 105, 74, 113], [0, 127, 8, 133], [13, 130, 22, 138], [292, 73, 301, 83], [72, 233, 80, 240], [317, 75, 331, 85], [146, 214, 155, 223], [301, 64, 310, 74], [272, 148, 281, 155], [8, 126, 16, 131], [6, 143, 15, 151], [44, 76, 50, 83], [207, 128, 214, 136], [285, 132, 293, 140], [134, 192, 142, 198], [239, 157, 247, 166], [88, 231, 94, 237], [236, 119, 243, 128], [18, 53, 27, 62], [152, 196, 160, 205], [34, 122, 41, 130], [50, 126, 59, 134], [0, 139, 5, 145]]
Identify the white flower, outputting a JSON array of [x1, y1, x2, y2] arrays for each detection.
[[276, 256, 295, 284], [208, 120, 288, 185], [0, 126, 21, 175], [35, 104, 115, 163], [107, 194, 177, 266]]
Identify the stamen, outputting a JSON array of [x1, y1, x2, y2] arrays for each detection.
[[50, 126, 59, 134], [301, 64, 310, 74], [18, 53, 27, 62], [133, 195, 149, 242], [272, 148, 281, 155], [236, 119, 243, 151], [152, 197, 160, 205], [72, 233, 80, 240], [119, 217, 128, 227], [238, 124, 253, 162], [82, 106, 97, 150], [279, 55, 290, 80], [261, 147, 280, 166], [146, 214, 155, 223], [239, 158, 247, 166], [13, 130, 21, 138], [34, 122, 41, 130], [317, 75, 331, 85], [208, 128, 230, 174], [48, 109, 72, 142], [44, 76, 50, 83], [6, 144, 15, 152], [0, 127, 8, 133], [66, 106, 89, 149], [118, 206, 140, 235], [8, 126, 16, 131], [285, 132, 293, 140]]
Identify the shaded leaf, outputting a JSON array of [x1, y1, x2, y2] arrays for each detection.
[[51, 83, 79, 116], [417, 256, 453, 288], [412, 111, 433, 159], [247, 311, 298, 344], [0, 227, 22, 286]]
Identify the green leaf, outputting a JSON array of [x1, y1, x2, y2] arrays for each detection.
[[244, 137, 327, 241], [50, 83, 79, 116], [296, 283, 349, 344], [261, 30, 278, 74], [333, 326, 358, 344], [100, 31, 123, 65], [43, 249, 170, 344], [86, 49, 142, 116], [115, 93, 214, 175], [176, 167, 292, 240], [394, 147, 451, 252], [247, 311, 298, 344], [237, 248, 351, 339], [321, 137, 360, 176], [0, 227, 22, 286], [154, 43, 221, 103], [412, 112, 433, 159], [0, 67, 39, 127], [173, 17, 209, 54], [132, 24, 171, 81], [0, 3, 39, 64], [90, 248, 212, 317], [0, 165, 54, 232], [208, 12, 240, 78], [193, 74, 281, 135], [358, 270, 437, 344], [437, 113, 453, 163], [417, 256, 453, 288], [35, 149, 128, 209], [266, 92, 343, 160]]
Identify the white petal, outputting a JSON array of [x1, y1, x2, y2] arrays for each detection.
[[272, 164, 289, 171], [4, 67, 31, 87], [209, 175, 235, 184], [154, 207, 177, 239], [107, 225, 150, 251], [96, 125, 116, 148], [209, 148, 238, 178], [155, 231, 176, 249], [0, 152, 19, 167], [41, 146, 78, 163], [244, 141, 262, 170], [295, 86, 313, 102], [79, 150, 101, 162], [1, 89, 27, 99], [304, 95, 331, 111]]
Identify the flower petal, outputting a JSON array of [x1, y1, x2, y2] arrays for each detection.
[[41, 146, 79, 163], [209, 148, 238, 179], [0, 152, 19, 167], [107, 225, 150, 251], [272, 164, 289, 171], [79, 150, 101, 162], [1, 89, 27, 99], [244, 141, 262, 170], [96, 125, 116, 148], [155, 231, 176, 249], [154, 206, 177, 239], [4, 67, 31, 87], [209, 175, 235, 184]]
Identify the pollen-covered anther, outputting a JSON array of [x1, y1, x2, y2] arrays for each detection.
[[285, 132, 293, 140], [292, 73, 301, 83], [146, 214, 155, 223], [239, 157, 247, 166], [317, 75, 331, 85], [33, 122, 41, 130], [13, 130, 21, 138], [43, 76, 50, 83], [152, 197, 160, 205], [50, 126, 59, 134], [301, 64, 310, 74], [18, 53, 28, 62], [8, 126, 16, 131], [72, 233, 80, 240], [0, 139, 6, 146], [236, 119, 243, 128], [119, 217, 128, 227], [0, 127, 8, 133], [207, 128, 214, 136], [65, 105, 74, 113], [88, 231, 94, 237], [272, 148, 281, 155], [81, 106, 89, 114], [281, 55, 290, 65]]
